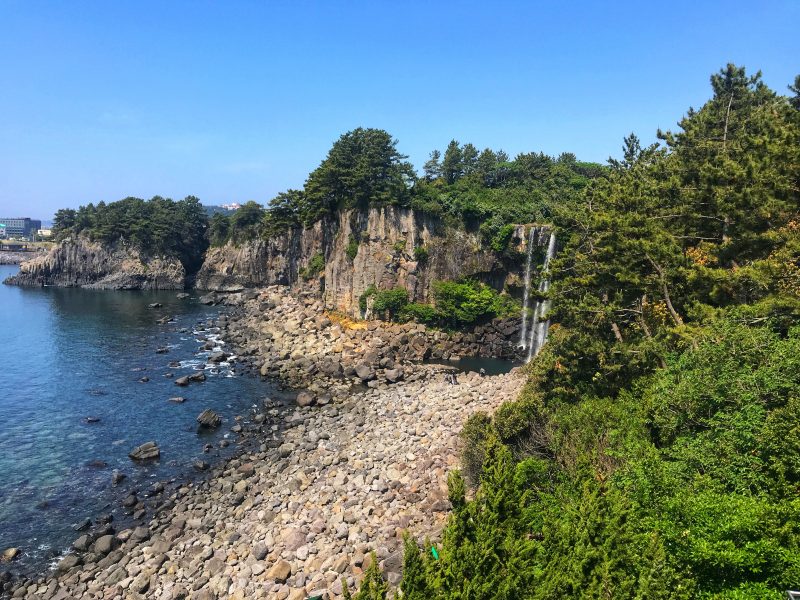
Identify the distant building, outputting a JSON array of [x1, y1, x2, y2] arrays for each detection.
[[0, 218, 42, 240], [221, 203, 241, 211], [38, 228, 53, 238]]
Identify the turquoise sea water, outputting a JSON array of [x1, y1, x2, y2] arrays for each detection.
[[0, 265, 272, 574]]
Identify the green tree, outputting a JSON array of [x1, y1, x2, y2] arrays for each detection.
[[304, 128, 415, 216], [424, 149, 443, 181], [442, 140, 463, 184]]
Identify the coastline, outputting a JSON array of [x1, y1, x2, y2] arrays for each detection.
[[0, 252, 41, 266], [1, 286, 524, 599]]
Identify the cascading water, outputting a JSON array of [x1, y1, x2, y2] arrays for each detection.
[[518, 227, 536, 349], [526, 232, 556, 361], [517, 228, 556, 362]]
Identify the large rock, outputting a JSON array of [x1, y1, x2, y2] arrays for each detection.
[[355, 364, 375, 381], [266, 559, 292, 582], [384, 368, 404, 383], [129, 441, 160, 461], [174, 376, 190, 386], [295, 391, 315, 407], [199, 292, 218, 305], [1, 548, 18, 562], [196, 409, 221, 428]]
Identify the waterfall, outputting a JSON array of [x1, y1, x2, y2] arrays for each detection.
[[523, 230, 556, 362], [518, 227, 536, 349]]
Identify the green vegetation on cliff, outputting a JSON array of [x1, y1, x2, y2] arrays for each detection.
[[358, 65, 800, 600], [52, 195, 209, 272]]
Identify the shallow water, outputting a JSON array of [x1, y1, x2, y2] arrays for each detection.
[[0, 265, 274, 573], [426, 356, 518, 376]]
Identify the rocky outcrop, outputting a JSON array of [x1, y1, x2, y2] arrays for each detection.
[[196, 206, 524, 317], [4, 237, 185, 289]]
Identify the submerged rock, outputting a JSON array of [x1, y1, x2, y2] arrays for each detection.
[[128, 441, 160, 461]]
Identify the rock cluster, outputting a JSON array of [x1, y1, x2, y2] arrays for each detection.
[[1, 286, 525, 599]]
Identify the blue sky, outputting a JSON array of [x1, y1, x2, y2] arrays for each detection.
[[1, 1, 797, 218]]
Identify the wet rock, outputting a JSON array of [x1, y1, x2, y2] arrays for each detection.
[[155, 347, 169, 354], [169, 396, 187, 403], [174, 376, 190, 386], [199, 293, 217, 305], [56, 554, 81, 573], [138, 376, 150, 383], [189, 372, 207, 383], [73, 518, 92, 532], [176, 292, 190, 299], [196, 409, 221, 429], [1, 548, 18, 563], [193, 460, 210, 471], [129, 441, 160, 461], [148, 303, 162, 309], [111, 470, 126, 485], [208, 351, 228, 363], [84, 416, 101, 424]]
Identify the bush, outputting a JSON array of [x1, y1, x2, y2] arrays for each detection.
[[490, 223, 517, 254], [359, 284, 377, 313], [372, 287, 409, 319], [301, 253, 325, 280], [400, 302, 439, 325], [413, 245, 429, 264], [461, 412, 495, 485], [346, 234, 359, 261], [393, 239, 407, 254], [432, 279, 518, 327]]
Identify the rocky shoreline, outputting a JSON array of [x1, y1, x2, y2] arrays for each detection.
[[1, 287, 525, 599], [0, 252, 43, 266]]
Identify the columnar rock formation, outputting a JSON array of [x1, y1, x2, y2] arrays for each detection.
[[5, 237, 185, 289]]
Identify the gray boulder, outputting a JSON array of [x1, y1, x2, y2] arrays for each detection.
[[295, 391, 315, 407], [355, 364, 375, 381], [129, 441, 160, 461], [384, 368, 404, 383]]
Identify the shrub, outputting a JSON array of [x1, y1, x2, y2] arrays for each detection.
[[432, 279, 518, 327], [400, 302, 440, 325], [490, 223, 517, 254], [346, 234, 359, 261], [413, 245, 429, 264], [359, 284, 377, 313], [301, 252, 325, 280], [461, 412, 495, 485], [372, 287, 409, 320], [393, 239, 407, 254]]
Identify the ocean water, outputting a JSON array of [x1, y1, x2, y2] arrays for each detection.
[[0, 265, 275, 574]]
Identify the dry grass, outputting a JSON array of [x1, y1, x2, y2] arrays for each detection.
[[326, 310, 368, 330]]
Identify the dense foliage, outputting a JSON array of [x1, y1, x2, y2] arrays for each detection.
[[360, 65, 800, 599], [52, 195, 209, 272]]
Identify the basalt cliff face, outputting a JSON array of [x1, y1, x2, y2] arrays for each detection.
[[4, 237, 186, 289], [6, 207, 549, 316], [196, 206, 521, 316]]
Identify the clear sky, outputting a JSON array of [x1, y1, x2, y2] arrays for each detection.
[[1, 0, 797, 219]]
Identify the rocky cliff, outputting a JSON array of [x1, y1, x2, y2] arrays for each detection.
[[4, 236, 186, 289], [195, 206, 534, 317]]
